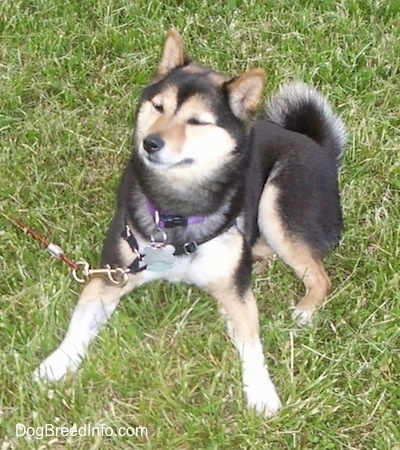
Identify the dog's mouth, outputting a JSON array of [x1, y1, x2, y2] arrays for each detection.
[[139, 141, 190, 168], [143, 150, 194, 169], [145, 152, 167, 165]]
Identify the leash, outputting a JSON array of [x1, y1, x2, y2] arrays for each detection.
[[13, 219, 80, 271], [12, 219, 129, 287]]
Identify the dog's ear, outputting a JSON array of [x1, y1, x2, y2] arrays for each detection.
[[225, 69, 265, 122], [157, 28, 187, 76]]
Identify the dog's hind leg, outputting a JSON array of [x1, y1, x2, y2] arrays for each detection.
[[211, 283, 281, 417], [33, 277, 137, 382], [252, 237, 275, 275], [258, 183, 331, 325], [273, 242, 331, 325]]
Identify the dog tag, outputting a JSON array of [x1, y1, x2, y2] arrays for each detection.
[[143, 243, 175, 271]]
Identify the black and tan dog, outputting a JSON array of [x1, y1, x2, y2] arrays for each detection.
[[34, 29, 347, 417]]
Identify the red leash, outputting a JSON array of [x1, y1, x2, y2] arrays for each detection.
[[12, 218, 129, 286], [13, 219, 80, 271]]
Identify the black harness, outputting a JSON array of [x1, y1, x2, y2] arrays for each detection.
[[121, 223, 199, 274], [121, 205, 237, 274]]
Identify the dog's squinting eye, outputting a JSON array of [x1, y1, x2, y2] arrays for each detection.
[[188, 118, 210, 126], [152, 102, 164, 113]]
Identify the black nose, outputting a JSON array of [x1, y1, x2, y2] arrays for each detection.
[[143, 135, 165, 154]]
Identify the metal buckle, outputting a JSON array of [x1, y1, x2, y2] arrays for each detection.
[[161, 215, 187, 228], [182, 241, 198, 255]]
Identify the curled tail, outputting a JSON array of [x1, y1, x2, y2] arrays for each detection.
[[265, 82, 347, 160]]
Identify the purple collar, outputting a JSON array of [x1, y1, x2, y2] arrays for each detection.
[[146, 201, 207, 229]]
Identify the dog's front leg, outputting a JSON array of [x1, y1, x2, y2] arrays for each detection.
[[211, 284, 282, 417], [33, 277, 134, 382]]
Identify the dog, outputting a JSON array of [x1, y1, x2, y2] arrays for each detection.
[[33, 29, 347, 417]]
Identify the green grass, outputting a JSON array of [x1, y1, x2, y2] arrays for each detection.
[[1, 0, 399, 448]]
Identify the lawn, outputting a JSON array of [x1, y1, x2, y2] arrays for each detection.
[[1, 0, 399, 448]]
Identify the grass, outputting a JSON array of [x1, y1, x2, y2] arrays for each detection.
[[1, 0, 399, 448]]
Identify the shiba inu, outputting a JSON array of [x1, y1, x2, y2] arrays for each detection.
[[34, 29, 347, 417]]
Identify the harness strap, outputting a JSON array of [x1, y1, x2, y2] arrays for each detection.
[[122, 224, 198, 259], [121, 226, 147, 273]]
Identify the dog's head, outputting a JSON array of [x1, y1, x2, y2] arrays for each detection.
[[134, 29, 265, 173]]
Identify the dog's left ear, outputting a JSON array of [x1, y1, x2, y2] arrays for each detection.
[[157, 28, 188, 76], [225, 69, 265, 122]]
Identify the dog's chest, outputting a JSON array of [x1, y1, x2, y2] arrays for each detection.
[[126, 228, 244, 289], [139, 254, 194, 284]]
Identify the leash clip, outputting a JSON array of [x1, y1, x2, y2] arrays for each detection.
[[71, 260, 129, 286]]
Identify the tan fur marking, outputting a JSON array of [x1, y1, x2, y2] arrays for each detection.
[[207, 71, 229, 85], [278, 241, 331, 315], [165, 125, 186, 157], [183, 64, 228, 85], [181, 94, 215, 123], [79, 263, 143, 305], [138, 85, 186, 158], [79, 277, 118, 302], [207, 281, 260, 344], [182, 63, 208, 74], [258, 183, 331, 322], [147, 116, 186, 157], [135, 87, 177, 142]]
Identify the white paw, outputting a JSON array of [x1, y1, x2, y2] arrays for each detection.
[[243, 366, 282, 417], [292, 308, 313, 326], [33, 349, 80, 382]]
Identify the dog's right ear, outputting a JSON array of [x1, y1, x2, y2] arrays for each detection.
[[157, 29, 187, 76]]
